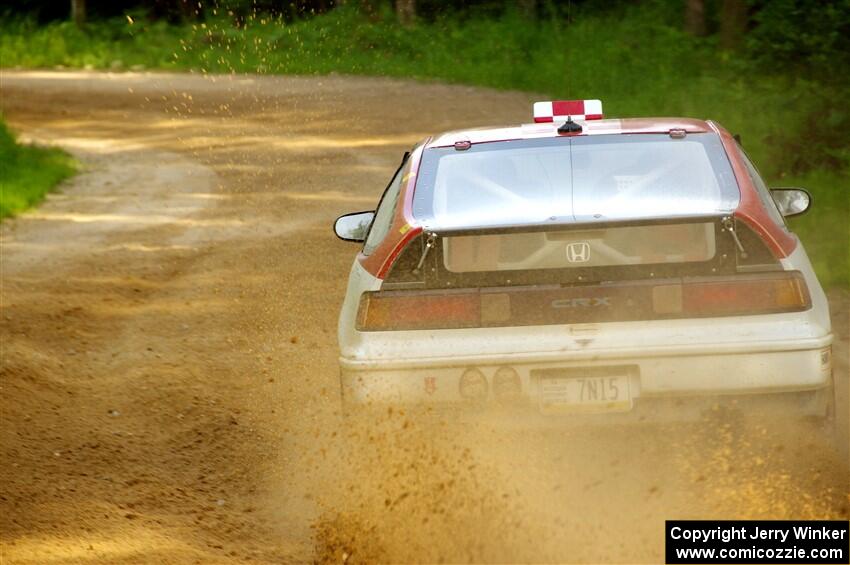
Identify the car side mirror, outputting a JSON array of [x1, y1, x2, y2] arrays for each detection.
[[770, 188, 811, 217], [334, 211, 375, 242]]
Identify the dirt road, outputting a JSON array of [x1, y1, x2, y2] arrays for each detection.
[[1, 71, 847, 564]]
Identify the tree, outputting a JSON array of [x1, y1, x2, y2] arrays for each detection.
[[358, 0, 381, 22], [151, 0, 200, 22], [396, 0, 415, 25], [719, 0, 748, 49], [70, 0, 85, 27], [518, 0, 537, 19], [683, 0, 706, 36]]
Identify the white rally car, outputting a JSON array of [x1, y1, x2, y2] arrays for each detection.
[[333, 100, 834, 419]]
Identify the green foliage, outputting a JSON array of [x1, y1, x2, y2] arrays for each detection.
[[0, 4, 846, 284], [742, 0, 850, 175], [747, 0, 850, 81], [0, 118, 77, 218]]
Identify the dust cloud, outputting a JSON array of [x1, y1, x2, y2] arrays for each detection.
[[289, 405, 847, 563]]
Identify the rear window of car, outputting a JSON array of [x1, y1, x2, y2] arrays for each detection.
[[443, 222, 717, 273], [412, 133, 740, 230]]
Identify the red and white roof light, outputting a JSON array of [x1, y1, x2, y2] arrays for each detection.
[[533, 99, 603, 123]]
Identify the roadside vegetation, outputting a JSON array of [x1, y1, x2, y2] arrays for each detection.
[[0, 1, 846, 284], [0, 117, 76, 218]]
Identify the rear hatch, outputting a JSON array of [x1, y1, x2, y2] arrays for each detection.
[[357, 133, 809, 332], [360, 216, 807, 331]]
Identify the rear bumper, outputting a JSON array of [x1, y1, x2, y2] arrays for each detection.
[[339, 336, 834, 410]]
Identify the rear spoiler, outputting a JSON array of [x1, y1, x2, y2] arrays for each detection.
[[423, 213, 729, 237], [383, 215, 780, 290]]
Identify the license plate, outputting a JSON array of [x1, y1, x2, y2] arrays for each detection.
[[539, 374, 632, 414]]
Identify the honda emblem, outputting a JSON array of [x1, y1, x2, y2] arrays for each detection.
[[566, 242, 591, 263]]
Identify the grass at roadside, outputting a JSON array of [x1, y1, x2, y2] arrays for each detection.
[[0, 118, 76, 218], [0, 5, 846, 284]]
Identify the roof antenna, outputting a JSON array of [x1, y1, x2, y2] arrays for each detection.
[[558, 116, 582, 134]]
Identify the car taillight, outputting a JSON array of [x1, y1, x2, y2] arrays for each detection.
[[357, 291, 479, 331], [655, 271, 810, 317], [357, 272, 811, 331]]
